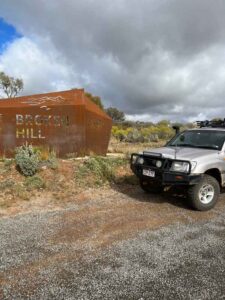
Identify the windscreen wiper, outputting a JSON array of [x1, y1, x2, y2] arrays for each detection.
[[170, 143, 196, 148], [197, 145, 219, 150]]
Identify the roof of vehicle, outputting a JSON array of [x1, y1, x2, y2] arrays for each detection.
[[187, 127, 225, 132]]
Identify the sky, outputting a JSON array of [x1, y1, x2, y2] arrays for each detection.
[[0, 18, 21, 53], [0, 0, 225, 122]]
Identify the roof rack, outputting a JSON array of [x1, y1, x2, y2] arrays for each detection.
[[196, 119, 225, 128]]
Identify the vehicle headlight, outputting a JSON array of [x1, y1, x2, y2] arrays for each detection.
[[137, 157, 144, 165], [170, 161, 190, 173]]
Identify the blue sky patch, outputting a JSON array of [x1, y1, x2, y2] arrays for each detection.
[[0, 18, 22, 53]]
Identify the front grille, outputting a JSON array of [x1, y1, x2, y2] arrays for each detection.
[[143, 157, 165, 169]]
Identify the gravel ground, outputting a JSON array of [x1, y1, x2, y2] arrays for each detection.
[[0, 189, 225, 300]]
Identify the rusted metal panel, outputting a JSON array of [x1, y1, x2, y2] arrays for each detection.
[[85, 97, 112, 155], [0, 89, 112, 157]]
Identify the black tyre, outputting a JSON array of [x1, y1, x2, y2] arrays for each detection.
[[140, 179, 164, 194], [187, 175, 220, 211]]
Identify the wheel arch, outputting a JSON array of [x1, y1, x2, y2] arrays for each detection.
[[204, 168, 222, 186]]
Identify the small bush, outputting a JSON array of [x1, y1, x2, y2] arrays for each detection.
[[15, 145, 40, 176], [0, 179, 15, 190], [33, 146, 51, 161], [4, 159, 14, 168], [111, 123, 175, 143], [76, 156, 126, 186], [24, 175, 46, 191], [45, 152, 58, 170], [13, 184, 30, 200], [126, 129, 145, 143]]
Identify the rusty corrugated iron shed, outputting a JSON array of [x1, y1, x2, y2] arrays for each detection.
[[0, 89, 112, 157]]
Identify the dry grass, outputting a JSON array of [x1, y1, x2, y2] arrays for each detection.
[[0, 156, 131, 213], [0, 140, 167, 215]]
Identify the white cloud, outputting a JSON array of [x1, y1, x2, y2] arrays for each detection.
[[1, 0, 225, 121], [0, 36, 82, 96]]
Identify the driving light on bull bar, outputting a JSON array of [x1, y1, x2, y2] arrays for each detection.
[[137, 157, 144, 165], [170, 161, 190, 173], [156, 160, 162, 168]]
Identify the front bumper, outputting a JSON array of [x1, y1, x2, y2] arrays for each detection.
[[131, 163, 202, 186]]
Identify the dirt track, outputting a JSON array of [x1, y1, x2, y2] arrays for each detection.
[[0, 186, 225, 299]]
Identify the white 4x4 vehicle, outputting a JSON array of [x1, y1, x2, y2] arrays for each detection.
[[131, 120, 225, 211]]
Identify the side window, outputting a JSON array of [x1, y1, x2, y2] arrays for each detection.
[[213, 133, 225, 149]]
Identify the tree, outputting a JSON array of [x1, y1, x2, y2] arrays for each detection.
[[85, 92, 104, 110], [211, 118, 222, 122], [105, 107, 125, 122], [157, 120, 171, 127], [0, 71, 24, 98]]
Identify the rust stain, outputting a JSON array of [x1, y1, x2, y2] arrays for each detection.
[[0, 89, 112, 157]]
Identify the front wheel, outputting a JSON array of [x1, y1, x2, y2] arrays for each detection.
[[140, 179, 164, 194], [187, 175, 220, 211]]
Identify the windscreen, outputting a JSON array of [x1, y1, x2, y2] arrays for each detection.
[[167, 130, 225, 150]]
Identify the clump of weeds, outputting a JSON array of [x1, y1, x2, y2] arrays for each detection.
[[75, 156, 127, 187]]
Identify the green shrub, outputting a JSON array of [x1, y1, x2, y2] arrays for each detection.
[[126, 128, 145, 143], [13, 184, 30, 200], [46, 152, 58, 170], [15, 145, 40, 176], [0, 179, 15, 190], [24, 175, 46, 191], [111, 124, 174, 143], [4, 159, 14, 169], [76, 156, 126, 186]]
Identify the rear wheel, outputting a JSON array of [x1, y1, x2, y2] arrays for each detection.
[[187, 175, 220, 211], [140, 179, 164, 194]]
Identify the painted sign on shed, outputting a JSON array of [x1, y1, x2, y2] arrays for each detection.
[[0, 89, 112, 157]]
